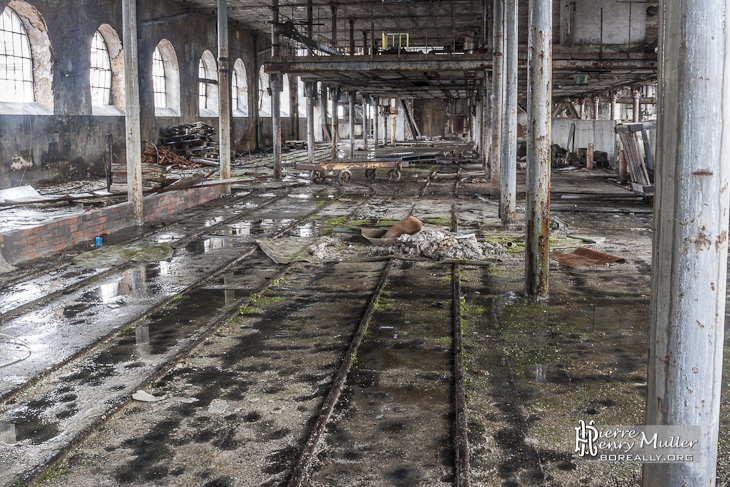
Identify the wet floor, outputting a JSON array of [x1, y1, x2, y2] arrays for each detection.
[[3, 154, 730, 487]]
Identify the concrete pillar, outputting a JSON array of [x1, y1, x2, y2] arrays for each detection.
[[383, 104, 389, 146], [644, 2, 730, 485], [122, 0, 143, 225], [271, 0, 280, 57], [390, 111, 396, 144], [331, 5, 338, 49], [490, 0, 504, 197], [305, 81, 315, 165], [331, 86, 339, 162], [593, 94, 600, 121], [349, 91, 355, 157], [483, 76, 492, 171], [500, 0, 517, 226], [633, 89, 641, 122], [363, 30, 368, 56], [363, 95, 369, 152], [525, 0, 552, 299], [271, 74, 282, 179], [217, 0, 231, 180]]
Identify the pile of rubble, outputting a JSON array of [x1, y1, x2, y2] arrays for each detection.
[[374, 230, 507, 261]]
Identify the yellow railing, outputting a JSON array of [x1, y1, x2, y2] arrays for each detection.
[[381, 33, 409, 51]]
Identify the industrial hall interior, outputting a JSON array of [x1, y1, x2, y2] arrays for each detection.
[[0, 0, 727, 486]]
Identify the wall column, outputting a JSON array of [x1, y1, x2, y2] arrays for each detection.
[[217, 0, 231, 180], [271, 73, 282, 179], [490, 0, 504, 197], [593, 94, 600, 121], [644, 1, 730, 485], [525, 0, 552, 299], [500, 0, 517, 226], [374, 97, 380, 147], [122, 0, 143, 225], [305, 81, 315, 165]]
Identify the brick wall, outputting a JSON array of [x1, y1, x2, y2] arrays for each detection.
[[0, 185, 222, 265]]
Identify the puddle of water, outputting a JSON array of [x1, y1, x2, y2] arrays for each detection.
[[204, 216, 225, 227], [288, 193, 312, 200], [0, 424, 16, 444], [154, 233, 183, 243]]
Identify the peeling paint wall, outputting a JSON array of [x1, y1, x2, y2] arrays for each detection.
[[0, 0, 268, 188]]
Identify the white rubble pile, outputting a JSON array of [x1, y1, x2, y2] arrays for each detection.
[[308, 236, 343, 260], [373, 230, 507, 261]]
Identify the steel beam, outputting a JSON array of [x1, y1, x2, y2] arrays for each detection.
[[490, 0, 504, 196], [122, 0, 143, 225], [500, 0, 517, 226], [644, 1, 730, 484], [217, 0, 231, 181], [305, 81, 315, 165], [525, 0, 551, 299], [271, 73, 282, 179]]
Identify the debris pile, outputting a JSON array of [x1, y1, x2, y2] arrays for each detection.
[[308, 236, 343, 260], [142, 146, 207, 169], [159, 122, 219, 161], [373, 229, 507, 261], [110, 160, 166, 192]]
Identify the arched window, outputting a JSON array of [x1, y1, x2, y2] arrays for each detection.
[[0, 6, 33, 103], [90, 31, 111, 106], [152, 39, 180, 116], [258, 65, 270, 117], [91, 24, 124, 115], [231, 58, 248, 117], [198, 50, 218, 117], [152, 47, 166, 108], [0, 1, 53, 114]]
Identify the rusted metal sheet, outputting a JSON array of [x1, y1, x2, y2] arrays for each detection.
[[551, 247, 625, 268]]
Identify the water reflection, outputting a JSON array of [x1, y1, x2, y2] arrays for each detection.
[[135, 325, 150, 358], [0, 424, 15, 444]]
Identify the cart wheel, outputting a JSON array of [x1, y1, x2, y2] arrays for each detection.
[[364, 168, 377, 181], [387, 169, 402, 182], [311, 170, 325, 184], [337, 169, 352, 185]]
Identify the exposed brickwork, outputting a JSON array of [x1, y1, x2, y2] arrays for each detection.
[[0, 186, 221, 265]]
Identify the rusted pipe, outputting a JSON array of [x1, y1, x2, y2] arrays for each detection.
[[525, 0, 551, 299]]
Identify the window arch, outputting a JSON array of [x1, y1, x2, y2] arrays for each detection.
[[258, 65, 270, 117], [0, 1, 53, 113], [91, 24, 124, 115], [152, 39, 180, 117], [198, 50, 218, 117], [231, 58, 248, 117]]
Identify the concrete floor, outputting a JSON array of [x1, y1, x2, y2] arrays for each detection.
[[1, 150, 728, 487]]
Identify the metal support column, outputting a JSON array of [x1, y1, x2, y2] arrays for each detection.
[[271, 73, 282, 179], [633, 89, 641, 122], [490, 0, 504, 197], [374, 97, 380, 147], [500, 0, 517, 226], [122, 0, 143, 225], [525, 0, 552, 299], [644, 1, 730, 484], [305, 81, 315, 165], [217, 0, 231, 180], [331, 5, 338, 49], [363, 95, 369, 152], [383, 104, 389, 146], [349, 19, 355, 55], [610, 92, 618, 121], [331, 86, 339, 162], [593, 94, 600, 120], [306, 0, 313, 37], [363, 30, 369, 56], [349, 91, 355, 157]]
